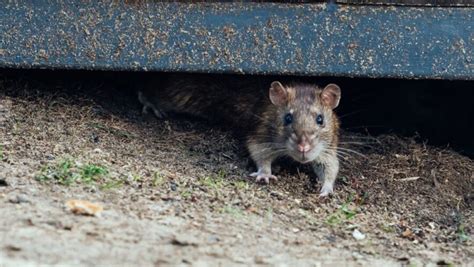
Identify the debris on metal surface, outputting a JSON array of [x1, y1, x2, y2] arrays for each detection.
[[336, 0, 473, 7], [0, 2, 472, 79]]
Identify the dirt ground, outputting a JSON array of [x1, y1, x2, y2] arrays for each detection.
[[0, 72, 472, 266]]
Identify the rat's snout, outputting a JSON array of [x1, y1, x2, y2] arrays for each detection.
[[288, 131, 321, 163], [297, 142, 311, 153], [296, 134, 313, 153]]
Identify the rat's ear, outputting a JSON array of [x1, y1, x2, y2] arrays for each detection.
[[321, 83, 341, 109], [269, 81, 288, 107]]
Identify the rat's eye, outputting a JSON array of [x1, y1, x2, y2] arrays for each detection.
[[284, 113, 293, 125], [316, 114, 324, 125]]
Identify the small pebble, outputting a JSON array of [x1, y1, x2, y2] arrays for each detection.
[[170, 182, 177, 191], [254, 255, 267, 264], [352, 229, 366, 240], [428, 222, 436, 229], [352, 252, 364, 260], [9, 194, 30, 204]]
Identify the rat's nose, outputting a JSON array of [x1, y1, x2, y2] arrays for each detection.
[[297, 143, 311, 153]]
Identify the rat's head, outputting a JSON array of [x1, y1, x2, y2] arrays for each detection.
[[269, 81, 341, 163]]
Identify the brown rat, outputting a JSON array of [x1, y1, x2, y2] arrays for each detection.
[[138, 74, 341, 196]]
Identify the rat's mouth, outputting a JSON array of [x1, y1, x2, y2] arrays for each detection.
[[290, 148, 315, 163], [286, 139, 326, 164], [289, 143, 324, 163], [299, 157, 313, 164]]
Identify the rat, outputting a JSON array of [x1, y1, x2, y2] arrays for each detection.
[[138, 74, 341, 196]]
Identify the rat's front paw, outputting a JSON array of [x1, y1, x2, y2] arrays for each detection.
[[249, 171, 277, 184]]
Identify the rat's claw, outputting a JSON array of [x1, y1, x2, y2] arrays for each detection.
[[250, 172, 277, 184], [138, 91, 167, 119], [319, 182, 334, 197], [151, 108, 167, 119]]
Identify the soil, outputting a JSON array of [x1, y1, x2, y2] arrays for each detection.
[[0, 72, 472, 266]]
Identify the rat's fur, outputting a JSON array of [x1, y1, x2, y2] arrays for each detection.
[[138, 74, 341, 196]]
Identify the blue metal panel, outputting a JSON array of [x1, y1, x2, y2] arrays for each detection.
[[0, 2, 472, 79]]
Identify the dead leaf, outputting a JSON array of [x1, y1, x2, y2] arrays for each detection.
[[402, 229, 415, 240], [66, 199, 103, 216], [246, 206, 258, 213]]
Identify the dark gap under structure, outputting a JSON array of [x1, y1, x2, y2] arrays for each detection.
[[1, 69, 472, 157]]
